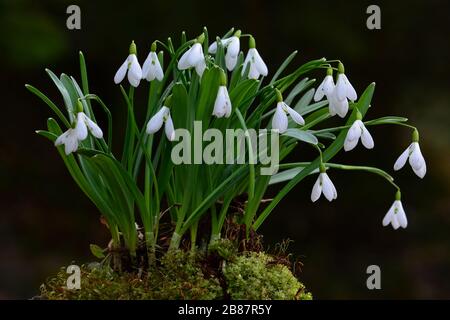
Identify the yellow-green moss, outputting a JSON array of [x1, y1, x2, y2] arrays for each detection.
[[40, 248, 311, 300]]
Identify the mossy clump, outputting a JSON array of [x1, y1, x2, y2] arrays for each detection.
[[223, 252, 312, 300], [40, 243, 311, 300]]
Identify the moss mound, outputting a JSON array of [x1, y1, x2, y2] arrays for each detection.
[[40, 245, 311, 300]]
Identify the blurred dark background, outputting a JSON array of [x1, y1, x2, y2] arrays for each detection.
[[1, 0, 450, 299]]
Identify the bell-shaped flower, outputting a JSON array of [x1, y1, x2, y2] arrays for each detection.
[[242, 36, 268, 79], [393, 130, 426, 178], [344, 112, 374, 151], [209, 31, 241, 71], [76, 112, 103, 139], [311, 167, 337, 202], [146, 106, 175, 141], [142, 43, 164, 82], [271, 90, 304, 133], [383, 192, 408, 230], [55, 128, 80, 155], [213, 86, 232, 118], [314, 68, 349, 118], [178, 35, 206, 77], [335, 73, 357, 102], [314, 70, 335, 102], [114, 41, 143, 87]]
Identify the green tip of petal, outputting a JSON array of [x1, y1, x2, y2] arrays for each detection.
[[249, 36, 256, 49], [129, 41, 137, 55], [395, 190, 402, 200], [338, 62, 345, 74], [412, 129, 419, 142], [275, 88, 283, 102]]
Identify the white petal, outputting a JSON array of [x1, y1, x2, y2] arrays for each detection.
[[360, 123, 374, 149], [208, 41, 218, 54], [311, 175, 322, 202], [164, 115, 175, 141], [252, 48, 268, 76], [213, 86, 227, 118], [413, 160, 427, 178], [321, 173, 336, 202], [178, 46, 193, 70], [187, 43, 204, 68], [272, 103, 288, 133], [342, 74, 357, 101], [382, 202, 396, 226], [409, 142, 425, 171], [146, 107, 168, 134], [64, 131, 79, 155], [323, 76, 335, 95], [142, 52, 152, 80], [227, 37, 240, 57], [344, 121, 361, 151], [314, 81, 325, 102], [152, 53, 164, 81], [335, 96, 349, 118], [248, 63, 260, 79], [128, 55, 142, 87], [114, 58, 128, 84], [84, 115, 103, 139], [223, 87, 232, 117], [335, 74, 347, 101], [394, 145, 411, 171], [391, 214, 400, 230], [75, 113, 88, 140], [241, 51, 253, 76], [195, 58, 206, 77], [395, 201, 408, 228], [225, 53, 238, 71], [284, 103, 305, 125]]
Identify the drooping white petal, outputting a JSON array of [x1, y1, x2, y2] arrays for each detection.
[[187, 43, 204, 68], [213, 86, 227, 118], [344, 121, 361, 151], [272, 103, 288, 133], [142, 52, 152, 79], [394, 145, 411, 171], [83, 114, 103, 138], [146, 107, 168, 134], [55, 130, 69, 146], [64, 130, 79, 155], [208, 40, 219, 54], [395, 201, 408, 228], [321, 173, 336, 202], [227, 36, 240, 57], [143, 52, 164, 81], [252, 48, 268, 76], [391, 214, 400, 230], [360, 122, 374, 149], [128, 55, 142, 87], [164, 115, 175, 141], [241, 51, 253, 76], [335, 74, 347, 101], [284, 103, 305, 125], [413, 161, 427, 178], [75, 112, 88, 140], [409, 142, 425, 171], [225, 53, 238, 71], [248, 63, 260, 79], [114, 58, 128, 84], [195, 58, 206, 77], [314, 75, 334, 102], [311, 175, 322, 202], [342, 74, 357, 101], [382, 202, 395, 227], [177, 46, 193, 70]]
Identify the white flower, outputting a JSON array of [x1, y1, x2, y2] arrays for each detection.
[[146, 106, 175, 141], [178, 43, 206, 77], [213, 86, 232, 118], [382, 200, 408, 230], [311, 171, 337, 202], [272, 101, 305, 133], [314, 74, 335, 102], [209, 36, 240, 71], [114, 54, 143, 87], [335, 73, 357, 102], [54, 112, 103, 155], [242, 37, 268, 79], [142, 51, 164, 81], [394, 141, 427, 178], [55, 128, 79, 155], [344, 119, 374, 151]]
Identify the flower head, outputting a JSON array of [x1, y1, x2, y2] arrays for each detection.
[[383, 192, 408, 230], [213, 86, 232, 118], [242, 36, 268, 79], [142, 43, 164, 82], [311, 167, 337, 202], [209, 30, 241, 71], [114, 41, 143, 87], [272, 90, 304, 133], [178, 35, 206, 77], [393, 130, 426, 178], [146, 106, 175, 141], [344, 111, 374, 151]]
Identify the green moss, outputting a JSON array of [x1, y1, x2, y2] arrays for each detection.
[[40, 248, 311, 300], [223, 252, 311, 300]]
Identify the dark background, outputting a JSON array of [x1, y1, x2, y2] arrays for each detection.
[[1, 0, 449, 299]]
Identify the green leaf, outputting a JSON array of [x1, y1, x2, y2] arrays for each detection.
[[90, 244, 106, 259], [283, 128, 318, 145]]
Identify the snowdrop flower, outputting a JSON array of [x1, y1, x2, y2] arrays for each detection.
[[178, 34, 206, 77], [311, 165, 337, 202], [142, 42, 164, 82], [114, 41, 143, 87], [335, 66, 357, 102], [314, 67, 349, 118], [242, 36, 268, 79], [344, 110, 374, 151], [382, 192, 408, 230], [146, 105, 175, 141], [209, 30, 241, 71], [394, 129, 426, 178], [55, 102, 103, 155], [212, 71, 232, 118], [272, 89, 304, 133]]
